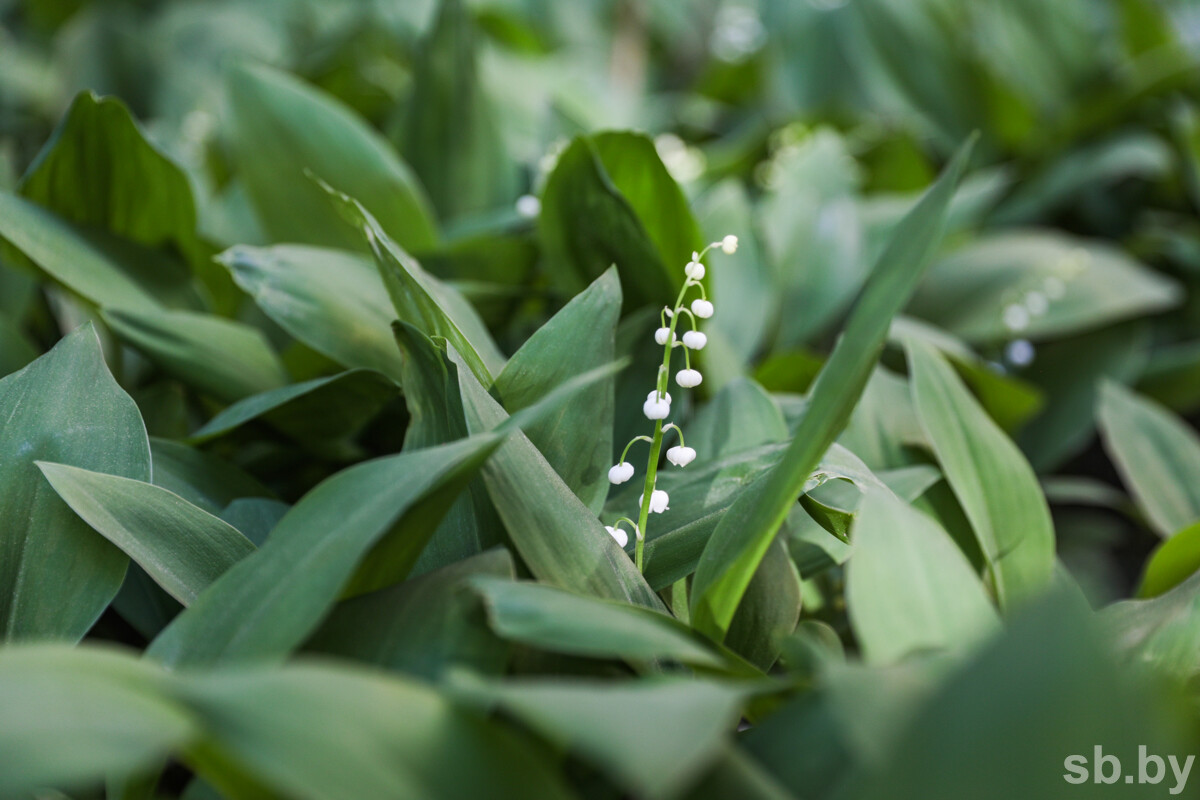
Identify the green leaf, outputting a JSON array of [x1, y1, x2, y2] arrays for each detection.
[[906, 339, 1055, 611], [470, 577, 728, 669], [689, 137, 974, 640], [0, 645, 194, 798], [181, 661, 573, 800], [850, 594, 1192, 800], [19, 91, 198, 259], [36, 463, 255, 606], [307, 549, 514, 680], [538, 135, 688, 308], [402, 0, 516, 220], [1097, 380, 1200, 538], [191, 369, 397, 445], [494, 268, 621, 513], [1103, 571, 1200, 683], [146, 435, 501, 667], [227, 62, 437, 252], [687, 378, 788, 459], [847, 487, 999, 664], [907, 230, 1181, 343], [455, 347, 664, 610], [837, 366, 924, 471], [0, 311, 39, 377], [1139, 520, 1200, 598], [219, 245, 407, 380], [103, 307, 288, 403], [723, 539, 802, 671], [0, 325, 150, 641], [0, 191, 198, 313], [327, 187, 506, 386], [453, 675, 746, 800]]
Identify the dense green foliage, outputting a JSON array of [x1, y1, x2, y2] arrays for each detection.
[[3, 0, 1200, 798]]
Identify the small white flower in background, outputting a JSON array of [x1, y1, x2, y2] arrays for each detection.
[[1005, 339, 1036, 368], [515, 194, 541, 218], [692, 299, 714, 319], [1002, 303, 1030, 332], [605, 525, 629, 547], [685, 260, 706, 280], [1024, 290, 1049, 316], [640, 490, 670, 513], [682, 330, 707, 350], [654, 327, 674, 345], [608, 462, 635, 484], [676, 368, 703, 388], [643, 391, 671, 420], [666, 445, 696, 467], [721, 235, 738, 254]]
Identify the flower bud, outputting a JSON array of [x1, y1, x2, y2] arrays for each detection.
[[682, 330, 707, 350], [654, 327, 674, 345], [666, 445, 696, 467], [608, 461, 635, 484], [721, 235, 738, 254], [676, 368, 703, 388], [684, 261, 705, 280], [605, 525, 629, 547], [640, 490, 670, 513], [692, 299, 714, 318]]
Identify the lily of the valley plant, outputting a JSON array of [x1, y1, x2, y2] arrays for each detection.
[[607, 235, 737, 570]]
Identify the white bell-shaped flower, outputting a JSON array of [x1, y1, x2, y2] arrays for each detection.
[[646, 390, 672, 404], [640, 490, 670, 513], [654, 327, 674, 345], [666, 445, 696, 467], [676, 368, 703, 388], [692, 299, 714, 318], [643, 394, 671, 419], [605, 525, 629, 547], [682, 330, 707, 350], [608, 462, 635, 484], [721, 235, 738, 254], [684, 261, 706, 280]]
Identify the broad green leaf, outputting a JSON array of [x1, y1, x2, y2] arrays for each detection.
[[470, 577, 728, 669], [181, 662, 573, 800], [539, 135, 684, 308], [724, 539, 802, 671], [0, 192, 198, 313], [146, 435, 500, 667], [227, 62, 437, 252], [218, 499, 289, 547], [1103, 570, 1200, 683], [837, 366, 923, 471], [1139, 520, 1200, 598], [849, 595, 1191, 800], [847, 488, 999, 664], [150, 438, 273, 516], [906, 340, 1055, 611], [328, 187, 506, 386], [690, 137, 974, 640], [454, 675, 745, 800], [37, 463, 255, 606], [393, 323, 503, 577], [0, 325, 150, 641], [191, 369, 397, 445], [685, 746, 797, 800], [0, 645, 194, 798], [0, 311, 38, 377], [1138, 339, 1200, 414], [219, 245, 406, 379], [494, 268, 620, 513], [1097, 381, 1200, 538], [103, 307, 287, 403], [907, 230, 1180, 343], [455, 348, 664, 610], [19, 91, 199, 260], [307, 549, 514, 680], [402, 0, 516, 220], [687, 378, 788, 459]]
